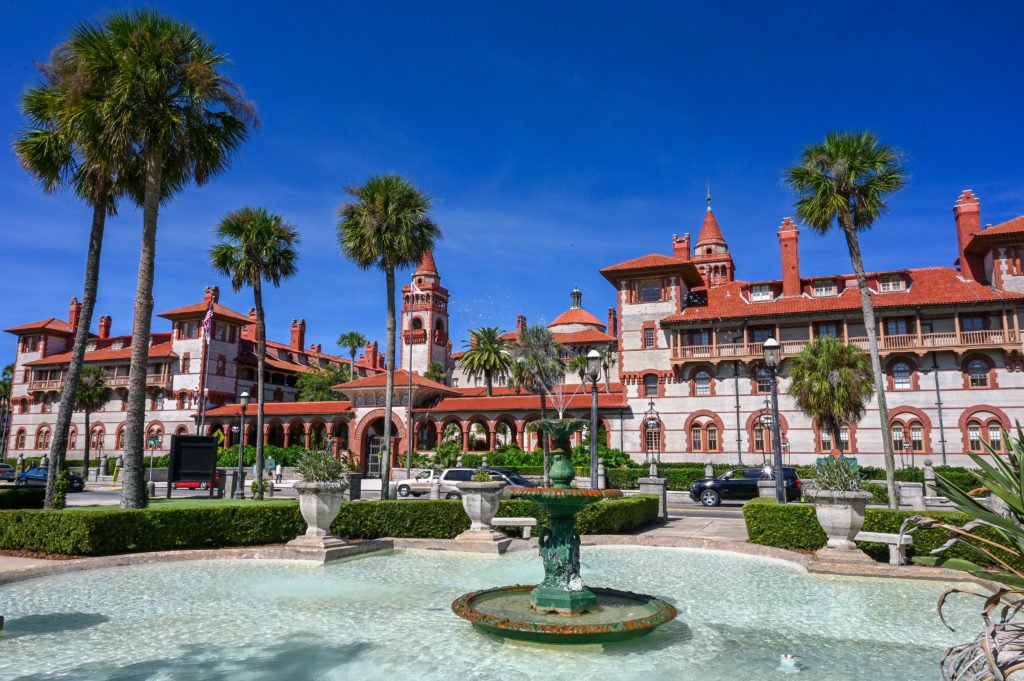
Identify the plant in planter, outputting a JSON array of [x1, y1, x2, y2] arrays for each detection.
[[288, 449, 350, 550], [453, 468, 509, 551], [806, 453, 872, 551]]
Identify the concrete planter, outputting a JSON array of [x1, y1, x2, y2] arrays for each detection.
[[808, 489, 872, 549], [457, 480, 507, 531], [293, 480, 349, 539]]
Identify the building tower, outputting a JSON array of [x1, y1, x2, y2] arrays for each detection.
[[691, 191, 735, 287], [400, 250, 450, 374]]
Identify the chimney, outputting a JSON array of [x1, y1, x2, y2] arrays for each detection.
[[607, 307, 617, 337], [672, 233, 691, 262], [68, 297, 82, 333], [289, 319, 306, 351], [310, 343, 322, 353], [515, 314, 527, 336], [954, 190, 985, 281], [365, 341, 377, 369], [241, 308, 258, 341], [98, 315, 112, 339], [778, 218, 801, 297], [204, 286, 220, 305]]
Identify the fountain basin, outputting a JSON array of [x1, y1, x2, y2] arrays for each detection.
[[451, 584, 677, 645]]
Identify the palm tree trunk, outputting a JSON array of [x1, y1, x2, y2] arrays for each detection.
[[840, 218, 896, 508], [82, 409, 91, 479], [381, 268, 397, 500], [486, 372, 493, 397], [540, 392, 550, 487], [254, 281, 266, 500], [122, 150, 162, 509], [44, 200, 106, 508]]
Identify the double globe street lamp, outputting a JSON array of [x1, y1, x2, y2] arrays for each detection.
[[586, 349, 602, 489], [236, 391, 249, 499], [762, 337, 786, 503]]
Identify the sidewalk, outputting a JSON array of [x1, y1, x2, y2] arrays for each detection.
[[635, 515, 748, 542]]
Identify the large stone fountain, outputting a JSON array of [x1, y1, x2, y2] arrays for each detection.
[[452, 419, 677, 645]]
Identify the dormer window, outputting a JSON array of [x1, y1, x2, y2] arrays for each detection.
[[813, 280, 837, 297], [751, 284, 772, 302], [86, 342, 97, 352], [637, 280, 662, 303], [111, 340, 124, 351], [879, 275, 904, 292]]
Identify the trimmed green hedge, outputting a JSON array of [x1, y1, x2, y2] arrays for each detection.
[[0, 495, 660, 555], [0, 487, 45, 509], [743, 498, 1023, 566]]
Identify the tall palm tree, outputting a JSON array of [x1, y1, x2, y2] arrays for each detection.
[[787, 338, 874, 458], [337, 331, 368, 379], [0, 364, 12, 460], [458, 327, 513, 396], [785, 131, 906, 508], [14, 40, 127, 508], [511, 326, 565, 486], [211, 207, 299, 499], [567, 354, 589, 384], [69, 11, 256, 509], [75, 366, 109, 479], [338, 175, 440, 499]]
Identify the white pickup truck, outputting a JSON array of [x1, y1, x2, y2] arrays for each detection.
[[395, 468, 535, 499]]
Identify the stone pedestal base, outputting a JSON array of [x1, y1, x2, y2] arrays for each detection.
[[287, 534, 349, 551], [638, 476, 668, 520], [454, 529, 512, 554], [814, 547, 875, 564]]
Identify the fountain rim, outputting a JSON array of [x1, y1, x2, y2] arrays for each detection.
[[451, 584, 678, 641], [512, 488, 623, 499]]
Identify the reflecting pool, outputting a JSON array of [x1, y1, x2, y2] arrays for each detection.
[[0, 546, 980, 680]]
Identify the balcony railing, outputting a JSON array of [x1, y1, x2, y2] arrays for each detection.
[[671, 329, 1020, 362]]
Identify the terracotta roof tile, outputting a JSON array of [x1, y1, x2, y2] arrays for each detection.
[[695, 208, 725, 246], [157, 301, 252, 324], [205, 401, 352, 417], [980, 216, 1024, 236], [548, 308, 605, 329], [335, 370, 457, 394], [4, 318, 75, 335], [415, 249, 438, 276], [551, 329, 616, 344], [599, 254, 706, 287], [662, 267, 1024, 323], [427, 391, 627, 413], [25, 334, 177, 366]]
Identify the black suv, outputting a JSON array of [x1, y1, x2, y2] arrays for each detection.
[[689, 467, 801, 506]]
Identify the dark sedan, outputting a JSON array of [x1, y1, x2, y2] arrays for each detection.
[[16, 467, 86, 492], [689, 466, 801, 506], [0, 463, 15, 482]]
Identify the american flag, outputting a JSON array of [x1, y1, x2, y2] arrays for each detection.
[[201, 304, 214, 339]]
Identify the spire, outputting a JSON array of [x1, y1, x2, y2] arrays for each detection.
[[706, 180, 712, 211], [415, 249, 438, 276], [570, 286, 582, 309], [696, 206, 726, 247]]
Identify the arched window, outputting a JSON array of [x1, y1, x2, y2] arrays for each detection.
[[18, 399, 28, 414], [15, 429, 26, 449], [967, 420, 983, 452], [694, 370, 711, 396], [155, 391, 166, 410], [643, 374, 658, 398], [116, 427, 125, 450], [968, 359, 989, 388], [706, 425, 718, 451], [68, 429, 77, 450], [892, 362, 911, 390], [35, 427, 51, 450], [820, 426, 850, 453], [644, 421, 660, 453], [690, 426, 702, 451], [890, 424, 904, 451], [910, 423, 924, 451], [412, 317, 423, 330], [147, 425, 163, 448], [753, 424, 766, 452], [989, 424, 1003, 451], [91, 426, 105, 450]]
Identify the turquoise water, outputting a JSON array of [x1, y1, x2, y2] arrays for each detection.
[[0, 547, 982, 680]]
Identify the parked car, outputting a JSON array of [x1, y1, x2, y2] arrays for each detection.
[[172, 470, 222, 490], [0, 463, 15, 482], [15, 466, 86, 492], [396, 469, 442, 497], [689, 466, 801, 506], [396, 467, 537, 500]]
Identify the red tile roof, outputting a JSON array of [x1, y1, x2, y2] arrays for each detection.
[[979, 216, 1024, 236], [696, 208, 725, 246], [662, 267, 1024, 323], [334, 370, 457, 394], [599, 254, 706, 287], [552, 328, 616, 344], [415, 249, 438, 276], [965, 216, 1024, 254], [427, 391, 627, 413], [205, 401, 352, 417], [25, 334, 177, 365], [4, 318, 75, 335], [157, 302, 253, 324], [548, 308, 605, 329]]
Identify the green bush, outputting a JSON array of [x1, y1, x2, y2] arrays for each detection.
[[576, 495, 660, 534], [743, 498, 1024, 567], [0, 487, 45, 509], [52, 470, 70, 510]]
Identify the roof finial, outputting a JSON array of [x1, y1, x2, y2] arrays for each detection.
[[706, 180, 712, 212]]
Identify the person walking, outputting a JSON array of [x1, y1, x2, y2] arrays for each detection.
[[275, 462, 282, 484]]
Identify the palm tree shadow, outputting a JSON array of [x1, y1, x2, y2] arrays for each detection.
[[3, 612, 109, 638]]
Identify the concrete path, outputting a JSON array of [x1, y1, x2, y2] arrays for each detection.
[[637, 515, 749, 542]]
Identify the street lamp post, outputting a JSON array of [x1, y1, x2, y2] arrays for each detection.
[[236, 391, 249, 499], [643, 399, 660, 477], [762, 337, 786, 503], [586, 349, 601, 489]]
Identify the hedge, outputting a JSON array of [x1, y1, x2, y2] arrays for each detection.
[[0, 495, 661, 556], [0, 487, 45, 509], [742, 498, 1023, 567]]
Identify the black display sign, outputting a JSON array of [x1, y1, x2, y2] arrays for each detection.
[[167, 435, 219, 498]]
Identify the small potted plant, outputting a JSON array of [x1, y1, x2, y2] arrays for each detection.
[[456, 468, 507, 534], [290, 449, 350, 548], [806, 453, 872, 550]]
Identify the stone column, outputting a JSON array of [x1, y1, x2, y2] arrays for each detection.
[[638, 475, 668, 520], [923, 459, 937, 497], [304, 423, 312, 449], [705, 460, 714, 479], [597, 458, 606, 490], [462, 428, 469, 452]]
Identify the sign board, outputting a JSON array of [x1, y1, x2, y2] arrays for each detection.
[[167, 435, 218, 498], [147, 436, 161, 448]]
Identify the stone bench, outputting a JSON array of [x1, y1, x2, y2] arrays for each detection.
[[855, 531, 913, 566], [491, 517, 537, 539]]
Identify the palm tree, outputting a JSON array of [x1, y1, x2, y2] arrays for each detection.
[[785, 131, 906, 508], [424, 361, 448, 384], [338, 175, 440, 500], [567, 354, 589, 384], [211, 207, 299, 499], [787, 338, 874, 457], [600, 347, 617, 392], [458, 327, 513, 396], [511, 326, 565, 486], [68, 11, 256, 509], [14, 39, 128, 508], [337, 331, 368, 379], [75, 366, 109, 479], [0, 364, 12, 460]]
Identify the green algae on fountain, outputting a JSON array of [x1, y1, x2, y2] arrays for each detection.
[[451, 419, 678, 644]]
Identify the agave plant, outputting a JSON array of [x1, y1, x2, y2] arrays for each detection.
[[813, 453, 862, 493]]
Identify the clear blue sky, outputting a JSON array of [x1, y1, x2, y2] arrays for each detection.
[[2, 1, 1023, 363]]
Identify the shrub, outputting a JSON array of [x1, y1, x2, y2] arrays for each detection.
[[295, 449, 346, 482], [576, 495, 660, 534], [0, 487, 45, 509], [52, 470, 70, 510], [814, 454, 861, 492]]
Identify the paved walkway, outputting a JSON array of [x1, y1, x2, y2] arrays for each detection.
[[638, 515, 748, 542]]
